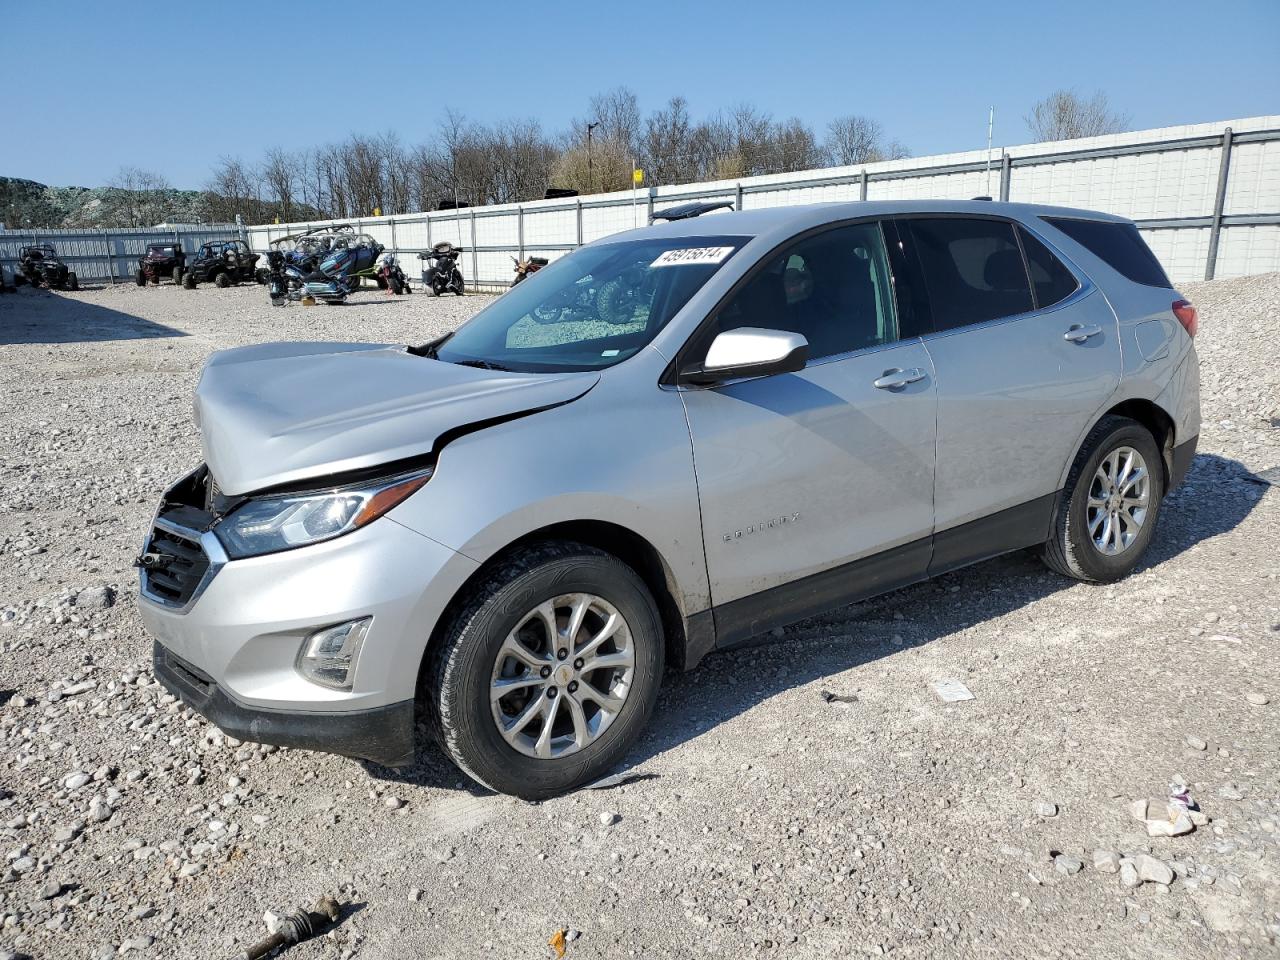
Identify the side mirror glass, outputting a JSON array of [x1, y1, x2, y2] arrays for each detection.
[[680, 327, 809, 386]]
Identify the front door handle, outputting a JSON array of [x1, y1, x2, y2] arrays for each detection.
[[1063, 323, 1103, 343], [873, 367, 927, 390]]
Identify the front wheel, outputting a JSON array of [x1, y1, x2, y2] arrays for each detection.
[[66, 273, 78, 291], [429, 542, 664, 800], [1041, 416, 1164, 583], [171, 267, 183, 285], [135, 269, 146, 287], [183, 273, 197, 289]]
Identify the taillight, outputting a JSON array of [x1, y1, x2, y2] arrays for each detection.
[[1172, 299, 1198, 338]]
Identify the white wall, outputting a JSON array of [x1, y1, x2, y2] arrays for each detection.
[[248, 115, 1280, 287]]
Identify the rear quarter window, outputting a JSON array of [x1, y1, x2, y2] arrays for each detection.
[[1042, 217, 1170, 288]]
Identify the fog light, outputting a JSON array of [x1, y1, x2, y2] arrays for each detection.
[[297, 617, 371, 690]]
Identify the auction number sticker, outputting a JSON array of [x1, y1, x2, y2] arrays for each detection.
[[650, 246, 735, 267]]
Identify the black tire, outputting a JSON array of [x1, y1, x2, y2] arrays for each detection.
[[67, 273, 78, 291], [389, 276, 404, 295], [214, 271, 231, 288], [1041, 415, 1165, 583], [183, 273, 197, 290], [428, 542, 664, 800], [254, 268, 268, 285], [135, 269, 146, 287], [172, 267, 183, 285]]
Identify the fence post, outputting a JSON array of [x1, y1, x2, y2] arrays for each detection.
[[999, 153, 1012, 202], [104, 231, 114, 285], [426, 213, 432, 249], [646, 188, 655, 224], [390, 217, 398, 258], [735, 182, 744, 212], [575, 199, 583, 247], [470, 209, 478, 288], [1205, 126, 1234, 281], [859, 170, 868, 201], [517, 206, 525, 261]]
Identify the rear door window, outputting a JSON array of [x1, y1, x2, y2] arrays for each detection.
[[1042, 217, 1170, 288], [899, 218, 1033, 331], [1018, 227, 1079, 308]]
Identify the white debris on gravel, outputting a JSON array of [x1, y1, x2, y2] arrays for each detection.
[[0, 275, 1278, 957]]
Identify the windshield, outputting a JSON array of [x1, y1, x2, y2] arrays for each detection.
[[435, 235, 748, 372]]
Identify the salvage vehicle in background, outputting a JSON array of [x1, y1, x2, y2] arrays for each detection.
[[420, 241, 465, 295], [16, 243, 78, 290], [135, 242, 186, 286], [137, 200, 1200, 800], [182, 240, 259, 288], [376, 254, 411, 295], [511, 254, 549, 286]]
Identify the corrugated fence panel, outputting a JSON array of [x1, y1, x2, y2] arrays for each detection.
[[1141, 227, 1212, 283], [1215, 225, 1280, 279], [236, 116, 1279, 290], [1224, 139, 1280, 215], [0, 226, 239, 284]]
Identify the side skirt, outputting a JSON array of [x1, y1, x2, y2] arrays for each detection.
[[702, 492, 1060, 654]]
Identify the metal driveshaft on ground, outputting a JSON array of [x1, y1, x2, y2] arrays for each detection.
[[237, 896, 341, 960]]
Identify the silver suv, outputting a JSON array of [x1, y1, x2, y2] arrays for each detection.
[[138, 201, 1201, 799]]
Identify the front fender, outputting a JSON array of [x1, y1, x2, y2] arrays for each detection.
[[387, 382, 710, 618]]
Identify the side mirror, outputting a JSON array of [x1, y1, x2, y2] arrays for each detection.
[[679, 327, 809, 386]]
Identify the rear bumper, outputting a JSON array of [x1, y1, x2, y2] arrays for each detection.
[[1170, 435, 1198, 491], [154, 641, 415, 767]]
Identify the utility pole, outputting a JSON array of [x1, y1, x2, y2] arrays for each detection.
[[587, 121, 601, 195], [985, 106, 995, 198]]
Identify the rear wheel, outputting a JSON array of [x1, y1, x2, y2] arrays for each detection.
[[389, 275, 404, 295], [67, 272, 78, 291], [429, 542, 664, 800], [214, 271, 231, 288], [183, 272, 197, 290], [1041, 416, 1164, 583], [135, 269, 146, 287], [172, 267, 183, 285]]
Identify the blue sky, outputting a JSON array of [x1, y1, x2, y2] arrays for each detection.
[[6, 0, 1278, 189]]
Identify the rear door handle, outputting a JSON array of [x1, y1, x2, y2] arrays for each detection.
[[873, 367, 927, 390], [1063, 323, 1103, 343]]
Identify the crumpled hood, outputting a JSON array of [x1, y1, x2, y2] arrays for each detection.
[[195, 341, 598, 495]]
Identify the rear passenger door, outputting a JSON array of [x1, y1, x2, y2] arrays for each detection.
[[893, 216, 1121, 571]]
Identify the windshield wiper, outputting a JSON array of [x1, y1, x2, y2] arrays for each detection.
[[408, 332, 453, 359], [452, 358, 512, 371]]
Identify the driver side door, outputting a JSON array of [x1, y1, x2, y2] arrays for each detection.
[[678, 220, 938, 646]]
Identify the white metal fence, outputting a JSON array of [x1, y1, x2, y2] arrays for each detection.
[[74, 114, 1280, 291], [0, 225, 242, 286]]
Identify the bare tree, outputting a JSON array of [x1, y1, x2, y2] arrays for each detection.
[[261, 149, 301, 222], [1026, 89, 1130, 142]]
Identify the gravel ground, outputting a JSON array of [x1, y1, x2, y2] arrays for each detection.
[[0, 276, 1277, 960]]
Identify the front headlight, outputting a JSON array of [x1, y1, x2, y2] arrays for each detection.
[[215, 468, 432, 559]]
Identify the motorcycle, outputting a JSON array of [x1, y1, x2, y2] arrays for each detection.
[[419, 242, 465, 296], [377, 254, 411, 295], [511, 255, 549, 286], [301, 233, 385, 305], [264, 250, 305, 306]]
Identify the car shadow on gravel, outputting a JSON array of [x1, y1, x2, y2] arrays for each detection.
[[0, 290, 187, 344], [366, 452, 1265, 795]]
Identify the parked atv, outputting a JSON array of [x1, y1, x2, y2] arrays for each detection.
[[376, 254, 411, 295], [16, 244, 78, 291], [511, 255, 548, 286], [182, 240, 259, 288], [419, 242, 465, 296], [135, 242, 186, 286]]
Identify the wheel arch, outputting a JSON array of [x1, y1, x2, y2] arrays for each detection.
[[416, 520, 704, 709], [1060, 397, 1176, 491]]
